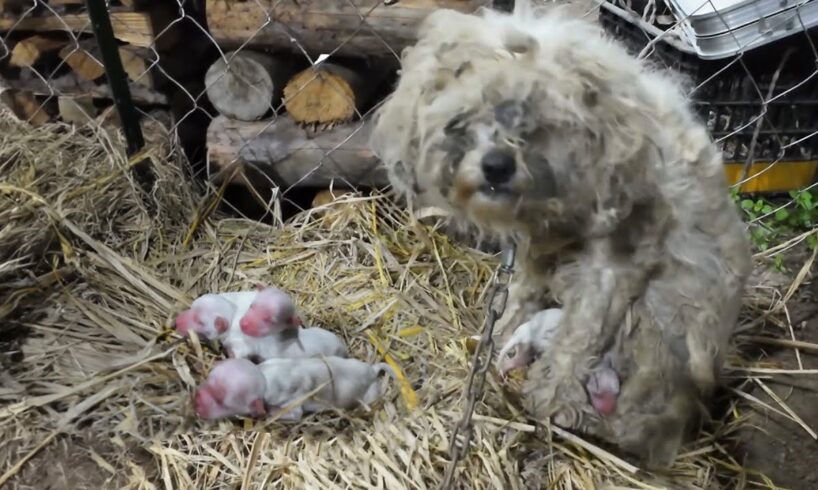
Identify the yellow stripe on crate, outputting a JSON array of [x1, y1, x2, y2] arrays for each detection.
[[724, 161, 818, 193]]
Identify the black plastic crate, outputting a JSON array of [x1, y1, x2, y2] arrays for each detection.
[[598, 1, 818, 169]]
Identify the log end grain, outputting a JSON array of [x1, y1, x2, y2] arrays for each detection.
[[59, 44, 106, 81], [9, 36, 68, 68], [204, 52, 275, 121], [283, 64, 364, 125]]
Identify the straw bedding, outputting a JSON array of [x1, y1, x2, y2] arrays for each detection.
[[0, 111, 816, 489]]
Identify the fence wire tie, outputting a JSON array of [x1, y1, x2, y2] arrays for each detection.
[[439, 243, 516, 489]]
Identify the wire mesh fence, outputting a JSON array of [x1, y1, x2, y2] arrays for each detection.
[[596, 0, 818, 254], [0, 0, 815, 237], [0, 2, 816, 487]]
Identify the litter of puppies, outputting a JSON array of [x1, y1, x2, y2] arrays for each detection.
[[175, 286, 388, 421]]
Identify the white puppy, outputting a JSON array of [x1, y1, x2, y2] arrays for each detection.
[[193, 357, 394, 421], [174, 290, 346, 361], [496, 308, 563, 377]]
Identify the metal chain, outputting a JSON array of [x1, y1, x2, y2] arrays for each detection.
[[439, 244, 516, 489]]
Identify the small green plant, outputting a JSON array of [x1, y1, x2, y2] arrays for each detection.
[[733, 186, 818, 270]]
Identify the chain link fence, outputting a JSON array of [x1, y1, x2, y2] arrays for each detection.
[[599, 0, 818, 254], [0, 0, 816, 236]]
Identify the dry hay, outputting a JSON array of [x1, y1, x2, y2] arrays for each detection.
[[0, 110, 816, 489]]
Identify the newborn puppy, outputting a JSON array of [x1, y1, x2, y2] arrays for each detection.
[[584, 355, 620, 417], [239, 287, 302, 335], [193, 358, 267, 420], [175, 292, 238, 340], [175, 289, 330, 361], [176, 291, 267, 359], [238, 286, 348, 359], [193, 357, 395, 421], [496, 308, 563, 377], [175, 291, 263, 349], [497, 307, 622, 417]]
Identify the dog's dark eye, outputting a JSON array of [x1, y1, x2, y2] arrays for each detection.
[[494, 100, 524, 129], [438, 137, 466, 167], [444, 110, 476, 136]]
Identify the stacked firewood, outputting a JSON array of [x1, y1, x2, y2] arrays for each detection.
[[0, 0, 185, 126], [202, 0, 490, 192]]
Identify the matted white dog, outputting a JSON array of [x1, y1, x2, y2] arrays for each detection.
[[370, 2, 752, 467]]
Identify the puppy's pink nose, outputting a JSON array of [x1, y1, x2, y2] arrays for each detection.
[[591, 392, 617, 416], [193, 389, 211, 418], [175, 310, 193, 335], [240, 316, 258, 336]]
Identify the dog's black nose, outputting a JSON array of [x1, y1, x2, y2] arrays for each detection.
[[480, 149, 516, 185]]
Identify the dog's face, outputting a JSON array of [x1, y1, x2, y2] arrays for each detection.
[[389, 80, 593, 241], [370, 8, 637, 241], [432, 97, 564, 230]]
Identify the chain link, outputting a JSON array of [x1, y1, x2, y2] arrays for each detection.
[[439, 244, 516, 489]]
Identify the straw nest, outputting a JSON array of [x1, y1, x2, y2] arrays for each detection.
[[0, 110, 816, 489]]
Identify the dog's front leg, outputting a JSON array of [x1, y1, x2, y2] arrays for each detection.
[[494, 274, 551, 345], [521, 263, 620, 423]]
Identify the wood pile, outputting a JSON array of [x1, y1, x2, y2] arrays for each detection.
[[0, 0, 183, 125], [203, 0, 491, 195], [0, 0, 494, 199]]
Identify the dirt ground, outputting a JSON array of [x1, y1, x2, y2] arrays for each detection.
[[0, 434, 154, 490], [733, 275, 818, 490]]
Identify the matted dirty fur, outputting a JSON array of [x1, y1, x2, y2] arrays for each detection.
[[370, 3, 753, 467]]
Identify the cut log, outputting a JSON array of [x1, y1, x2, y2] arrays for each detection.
[[205, 0, 492, 57], [0, 89, 52, 125], [283, 62, 373, 125], [207, 114, 389, 188], [312, 188, 355, 208], [58, 42, 157, 87], [59, 42, 106, 81], [9, 36, 68, 68], [118, 45, 155, 88], [0, 9, 175, 49], [49, 0, 86, 5], [204, 50, 302, 121], [58, 95, 96, 124], [7, 69, 168, 104], [0, 0, 28, 14]]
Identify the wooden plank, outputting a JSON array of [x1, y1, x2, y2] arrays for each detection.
[[5, 69, 168, 104], [205, 0, 491, 57], [59, 42, 106, 81], [0, 10, 169, 49], [206, 114, 389, 188], [118, 44, 154, 88], [9, 35, 68, 67]]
